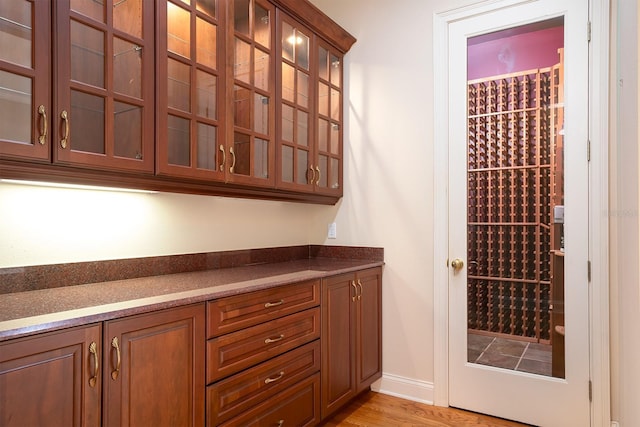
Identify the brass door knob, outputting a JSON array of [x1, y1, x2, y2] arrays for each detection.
[[451, 258, 464, 271]]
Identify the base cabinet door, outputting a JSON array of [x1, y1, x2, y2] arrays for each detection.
[[103, 304, 205, 427], [321, 272, 357, 418], [355, 268, 383, 392], [0, 324, 102, 427], [321, 267, 382, 420]]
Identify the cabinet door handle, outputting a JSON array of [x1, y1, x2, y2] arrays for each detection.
[[351, 280, 357, 302], [88, 341, 99, 388], [357, 279, 363, 300], [308, 165, 315, 184], [60, 110, 69, 149], [315, 166, 321, 185], [229, 146, 236, 173], [264, 371, 285, 384], [38, 105, 47, 145], [111, 336, 121, 380], [264, 334, 284, 344], [264, 299, 284, 308], [276, 420, 284, 427], [219, 144, 226, 171]]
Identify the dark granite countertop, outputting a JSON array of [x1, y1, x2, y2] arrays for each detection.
[[0, 258, 383, 342]]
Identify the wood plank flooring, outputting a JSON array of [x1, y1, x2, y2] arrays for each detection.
[[322, 391, 530, 427]]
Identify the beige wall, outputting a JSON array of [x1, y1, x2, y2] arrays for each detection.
[[609, 0, 640, 423], [0, 185, 338, 267]]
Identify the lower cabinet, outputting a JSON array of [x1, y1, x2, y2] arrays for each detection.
[[0, 267, 382, 427], [321, 267, 383, 419], [206, 279, 321, 426], [0, 303, 205, 427], [0, 323, 103, 427], [103, 304, 205, 427]]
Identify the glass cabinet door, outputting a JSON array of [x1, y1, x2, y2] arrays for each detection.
[[315, 42, 343, 195], [276, 15, 313, 192], [0, 0, 50, 161], [157, 0, 224, 180], [226, 0, 275, 186], [54, 0, 154, 172]]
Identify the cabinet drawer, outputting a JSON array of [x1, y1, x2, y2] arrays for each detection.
[[218, 373, 320, 427], [207, 308, 320, 382], [207, 340, 320, 425], [207, 280, 320, 338]]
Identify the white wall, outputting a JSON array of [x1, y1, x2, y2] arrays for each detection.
[[309, 0, 472, 400], [0, 184, 338, 267], [609, 0, 640, 423]]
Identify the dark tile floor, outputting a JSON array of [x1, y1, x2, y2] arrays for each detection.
[[468, 333, 552, 376]]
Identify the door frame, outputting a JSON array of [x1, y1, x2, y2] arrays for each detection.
[[432, 0, 611, 425]]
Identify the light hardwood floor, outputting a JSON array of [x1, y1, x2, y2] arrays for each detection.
[[322, 391, 530, 427]]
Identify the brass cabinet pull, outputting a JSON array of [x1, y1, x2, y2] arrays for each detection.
[[276, 420, 284, 427], [264, 299, 284, 308], [351, 280, 357, 302], [356, 279, 363, 301], [264, 371, 285, 384], [229, 146, 236, 173], [111, 337, 121, 380], [88, 341, 99, 388], [38, 105, 47, 145], [60, 110, 69, 149], [264, 334, 284, 344], [308, 165, 315, 184], [315, 166, 321, 185], [219, 144, 226, 171]]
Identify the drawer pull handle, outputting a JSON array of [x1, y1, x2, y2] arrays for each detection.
[[111, 336, 121, 380], [277, 420, 284, 427], [264, 371, 285, 384], [264, 299, 284, 308], [264, 334, 284, 344], [88, 341, 99, 388]]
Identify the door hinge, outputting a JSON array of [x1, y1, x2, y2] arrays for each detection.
[[588, 260, 592, 282], [589, 380, 593, 401], [587, 21, 592, 42], [587, 140, 591, 161]]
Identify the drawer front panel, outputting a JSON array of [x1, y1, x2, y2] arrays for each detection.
[[207, 280, 320, 339], [207, 340, 320, 425], [207, 308, 320, 382], [218, 373, 320, 427]]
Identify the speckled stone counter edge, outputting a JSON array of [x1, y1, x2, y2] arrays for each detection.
[[0, 245, 384, 294]]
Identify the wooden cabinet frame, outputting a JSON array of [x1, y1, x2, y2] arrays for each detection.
[[0, 0, 355, 205]]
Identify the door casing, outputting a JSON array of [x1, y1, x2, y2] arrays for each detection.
[[432, 0, 611, 425]]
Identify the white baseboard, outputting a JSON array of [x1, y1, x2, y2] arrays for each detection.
[[370, 373, 434, 405]]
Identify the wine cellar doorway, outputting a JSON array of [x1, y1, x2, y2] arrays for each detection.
[[465, 19, 566, 378]]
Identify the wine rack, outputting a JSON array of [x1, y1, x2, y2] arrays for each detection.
[[467, 51, 564, 344]]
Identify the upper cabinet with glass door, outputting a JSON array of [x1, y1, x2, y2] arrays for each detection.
[[54, 0, 155, 172], [226, 0, 275, 187], [276, 14, 313, 193], [157, 0, 223, 180], [314, 41, 343, 196], [0, 1, 51, 162], [276, 14, 344, 197]]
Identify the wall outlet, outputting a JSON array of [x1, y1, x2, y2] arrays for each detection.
[[328, 222, 337, 239]]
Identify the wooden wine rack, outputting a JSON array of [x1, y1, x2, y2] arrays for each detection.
[[467, 51, 564, 344]]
